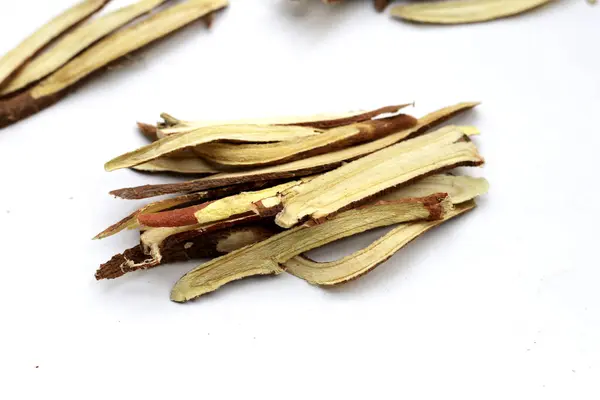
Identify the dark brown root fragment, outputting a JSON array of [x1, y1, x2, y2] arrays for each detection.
[[96, 223, 280, 280]]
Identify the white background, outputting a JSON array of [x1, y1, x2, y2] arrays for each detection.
[[0, 0, 598, 398]]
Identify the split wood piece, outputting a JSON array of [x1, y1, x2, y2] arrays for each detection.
[[140, 212, 268, 267], [193, 114, 418, 168], [132, 157, 220, 175], [170, 193, 452, 302], [94, 182, 271, 240], [390, 0, 555, 25], [138, 180, 305, 228], [283, 174, 488, 284], [96, 224, 279, 280], [285, 200, 476, 285], [157, 104, 411, 137], [110, 102, 479, 199], [0, 0, 228, 129], [1, 0, 168, 96], [274, 126, 484, 228], [104, 124, 327, 171], [0, 0, 110, 89]]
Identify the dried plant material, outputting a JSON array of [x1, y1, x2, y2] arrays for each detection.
[[285, 200, 476, 285], [274, 126, 484, 228], [140, 213, 268, 267], [138, 122, 160, 141], [110, 102, 479, 199], [96, 224, 278, 280], [94, 182, 270, 240], [0, 0, 229, 128], [132, 157, 220, 175], [194, 114, 418, 167], [390, 0, 555, 25], [0, 0, 110, 89], [158, 104, 411, 137], [376, 174, 489, 205], [104, 124, 326, 171], [170, 194, 452, 302], [138, 180, 305, 228], [1, 0, 167, 96]]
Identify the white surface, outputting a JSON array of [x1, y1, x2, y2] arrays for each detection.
[[0, 0, 598, 398]]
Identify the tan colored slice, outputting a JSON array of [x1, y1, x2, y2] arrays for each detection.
[[390, 0, 554, 25], [193, 114, 418, 167], [1, 0, 167, 96], [274, 126, 484, 228], [158, 104, 411, 137], [0, 0, 228, 128], [0, 0, 110, 88], [285, 201, 476, 285], [132, 157, 220, 175], [110, 102, 479, 199], [104, 124, 326, 171], [283, 174, 489, 285], [170, 194, 452, 302]]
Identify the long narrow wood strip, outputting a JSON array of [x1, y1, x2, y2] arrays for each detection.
[[94, 182, 270, 240], [274, 127, 484, 228], [159, 104, 411, 136], [0, 0, 228, 128], [0, 0, 110, 88], [285, 201, 476, 285], [171, 194, 451, 302], [110, 102, 479, 199], [1, 0, 168, 96], [193, 114, 418, 167], [138, 180, 304, 228], [105, 124, 325, 171], [390, 0, 554, 25]]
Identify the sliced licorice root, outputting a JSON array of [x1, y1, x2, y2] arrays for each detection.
[[138, 180, 306, 228], [0, 0, 228, 128], [1, 0, 167, 96], [390, 0, 555, 25], [104, 124, 327, 171], [0, 0, 110, 89], [283, 174, 489, 285], [170, 193, 452, 302], [109, 102, 479, 199], [94, 181, 272, 240], [285, 200, 476, 285], [274, 125, 484, 228], [157, 104, 412, 137], [192, 114, 418, 168], [95, 224, 279, 280]]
